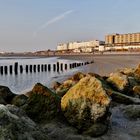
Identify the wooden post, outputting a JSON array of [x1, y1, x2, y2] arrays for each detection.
[[20, 65, 23, 73], [65, 64, 67, 70], [48, 64, 51, 71], [9, 65, 12, 74], [33, 65, 36, 72], [25, 65, 28, 73], [30, 65, 32, 73], [41, 64, 44, 72], [0, 66, 3, 75], [44, 64, 47, 71], [14, 62, 18, 75], [37, 65, 40, 72], [4, 66, 8, 74], [69, 64, 72, 69], [53, 64, 56, 71], [60, 63, 63, 71], [57, 62, 59, 72]]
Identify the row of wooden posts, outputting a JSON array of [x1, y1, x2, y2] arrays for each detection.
[[0, 60, 94, 75]]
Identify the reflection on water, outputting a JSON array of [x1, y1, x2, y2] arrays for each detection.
[[0, 57, 81, 94]]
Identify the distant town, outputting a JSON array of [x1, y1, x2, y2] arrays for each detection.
[[57, 32, 140, 53], [1, 32, 140, 56]]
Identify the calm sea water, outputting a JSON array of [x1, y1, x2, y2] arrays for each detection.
[[0, 57, 82, 94]]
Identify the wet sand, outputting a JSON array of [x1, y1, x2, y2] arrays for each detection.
[[60, 54, 140, 76]]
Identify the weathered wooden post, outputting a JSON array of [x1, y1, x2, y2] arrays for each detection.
[[30, 65, 33, 73], [20, 65, 23, 73], [25, 65, 28, 73], [4, 66, 8, 74], [0, 66, 3, 75], [14, 62, 18, 75], [9, 65, 12, 74], [53, 64, 56, 71], [37, 65, 40, 72], [33, 65, 36, 72], [44, 64, 47, 71], [69, 64, 72, 69], [72, 63, 74, 68], [48, 64, 51, 71], [57, 62, 59, 72], [74, 63, 76, 67], [65, 64, 67, 70], [41, 64, 44, 72], [60, 63, 63, 71]]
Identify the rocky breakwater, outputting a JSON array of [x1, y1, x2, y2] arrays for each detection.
[[61, 76, 111, 137], [0, 64, 140, 139]]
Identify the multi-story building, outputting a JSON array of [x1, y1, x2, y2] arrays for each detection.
[[105, 33, 140, 46], [57, 40, 105, 52]]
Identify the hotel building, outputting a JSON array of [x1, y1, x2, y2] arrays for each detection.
[[57, 40, 105, 52], [105, 33, 140, 46]]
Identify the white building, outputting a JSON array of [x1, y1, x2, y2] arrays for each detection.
[[57, 40, 105, 52], [57, 43, 68, 51]]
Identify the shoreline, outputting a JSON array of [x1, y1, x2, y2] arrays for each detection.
[[0, 54, 140, 94]]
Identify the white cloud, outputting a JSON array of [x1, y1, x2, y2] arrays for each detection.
[[34, 10, 74, 37]]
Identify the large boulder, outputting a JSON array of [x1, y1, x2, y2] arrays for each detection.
[[23, 83, 60, 123], [61, 76, 111, 136], [0, 85, 16, 104], [11, 94, 28, 107], [0, 104, 48, 140], [107, 72, 129, 92]]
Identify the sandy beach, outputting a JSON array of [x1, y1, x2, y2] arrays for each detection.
[[60, 54, 140, 76]]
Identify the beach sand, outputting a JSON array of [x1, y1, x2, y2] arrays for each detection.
[[60, 54, 140, 76]]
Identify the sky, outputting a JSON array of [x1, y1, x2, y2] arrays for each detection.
[[0, 0, 140, 52]]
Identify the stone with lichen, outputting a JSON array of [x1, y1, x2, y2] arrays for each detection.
[[61, 75, 111, 135]]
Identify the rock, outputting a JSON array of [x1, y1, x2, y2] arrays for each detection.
[[128, 76, 139, 87], [61, 76, 111, 135], [56, 79, 75, 93], [119, 67, 135, 77], [56, 88, 70, 98], [68, 72, 86, 81], [107, 72, 129, 92], [52, 81, 62, 90], [134, 64, 140, 81], [0, 98, 6, 105], [83, 123, 108, 137], [122, 105, 140, 119], [0, 85, 16, 104], [108, 90, 140, 104], [23, 83, 61, 123], [55, 72, 86, 96], [11, 94, 28, 107], [43, 121, 78, 140], [133, 86, 140, 97], [0, 104, 48, 140]]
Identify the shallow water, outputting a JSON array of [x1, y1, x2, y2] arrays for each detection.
[[0, 57, 82, 94]]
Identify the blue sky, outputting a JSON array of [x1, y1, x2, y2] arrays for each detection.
[[0, 0, 140, 52]]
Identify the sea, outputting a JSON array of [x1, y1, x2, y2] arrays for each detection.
[[0, 56, 82, 94]]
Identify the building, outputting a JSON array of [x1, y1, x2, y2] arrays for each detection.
[[57, 43, 68, 51], [57, 40, 105, 52], [105, 33, 140, 47]]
